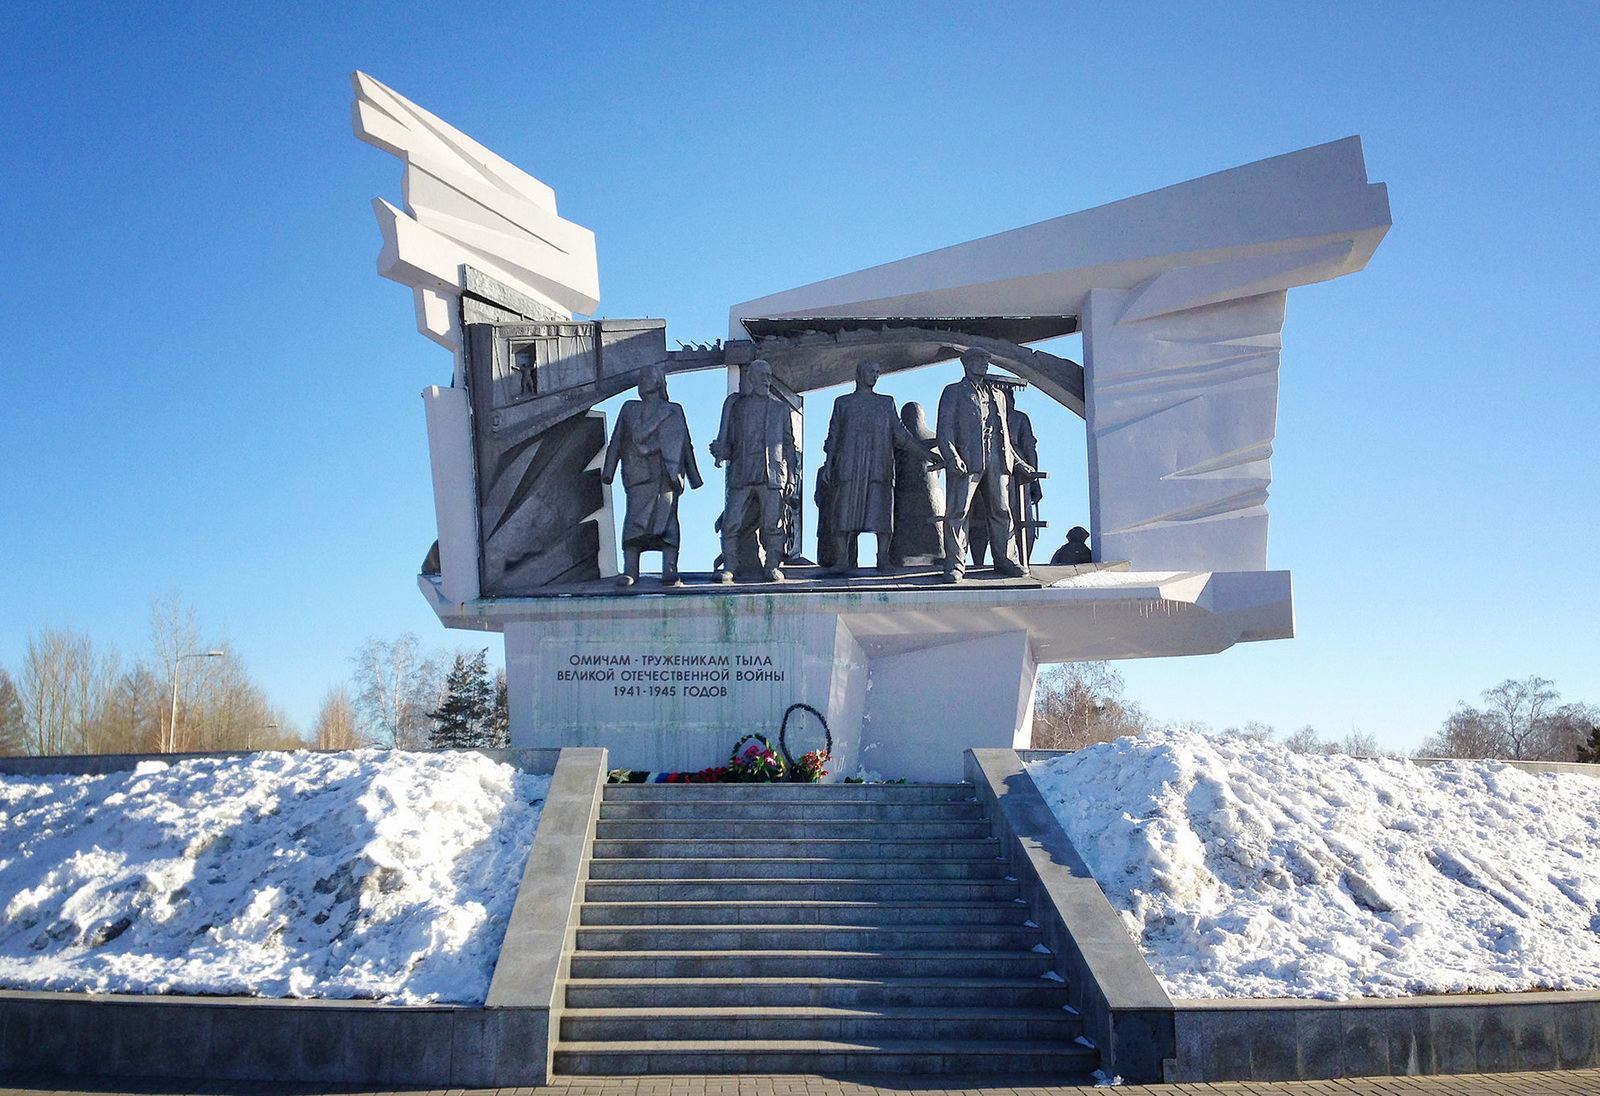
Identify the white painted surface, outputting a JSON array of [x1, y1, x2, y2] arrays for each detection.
[[461, 573, 1292, 781], [1084, 288, 1284, 572], [422, 385, 480, 603], [728, 137, 1390, 578], [353, 71, 599, 325], [861, 630, 1034, 782]]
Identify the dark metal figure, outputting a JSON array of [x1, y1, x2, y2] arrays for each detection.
[[601, 363, 703, 585], [936, 349, 1032, 582], [819, 360, 929, 575], [710, 359, 796, 583]]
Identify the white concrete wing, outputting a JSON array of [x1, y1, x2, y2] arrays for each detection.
[[352, 71, 600, 351], [728, 137, 1389, 332]]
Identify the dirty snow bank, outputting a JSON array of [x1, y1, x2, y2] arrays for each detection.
[[1027, 730, 1600, 1000], [0, 750, 549, 1004]]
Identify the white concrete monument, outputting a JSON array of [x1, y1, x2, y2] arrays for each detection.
[[353, 72, 1390, 780]]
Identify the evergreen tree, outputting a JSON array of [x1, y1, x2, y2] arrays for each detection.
[[428, 650, 492, 750], [1577, 726, 1600, 764], [487, 669, 510, 749]]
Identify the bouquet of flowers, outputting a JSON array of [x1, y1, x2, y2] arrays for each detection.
[[794, 748, 830, 783], [727, 733, 787, 781]]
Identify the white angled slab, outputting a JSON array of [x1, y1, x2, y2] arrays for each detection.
[[729, 137, 1388, 332], [353, 70, 600, 343]]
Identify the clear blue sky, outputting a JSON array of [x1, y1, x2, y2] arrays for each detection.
[[2, 2, 1596, 753]]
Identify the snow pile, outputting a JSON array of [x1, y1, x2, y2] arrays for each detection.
[[1027, 730, 1600, 1000], [0, 750, 549, 1004]]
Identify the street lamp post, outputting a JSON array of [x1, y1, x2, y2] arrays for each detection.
[[165, 650, 225, 753]]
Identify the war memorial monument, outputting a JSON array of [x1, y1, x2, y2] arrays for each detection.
[[12, 72, 1598, 1094], [351, 72, 1390, 781]]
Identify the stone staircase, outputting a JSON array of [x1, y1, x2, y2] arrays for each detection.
[[552, 782, 1099, 1077]]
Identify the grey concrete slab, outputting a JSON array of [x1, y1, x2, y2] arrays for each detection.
[[1518, 1010, 1558, 1073], [1475, 1006, 1515, 1073], [1172, 994, 1600, 1084], [1557, 1001, 1598, 1069], [486, 747, 608, 1009], [1339, 1009, 1390, 1078], [1294, 1007, 1345, 1080], [1432, 1005, 1479, 1075]]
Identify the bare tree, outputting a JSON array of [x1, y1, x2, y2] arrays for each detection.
[[18, 627, 119, 756], [94, 663, 166, 754], [350, 634, 443, 749], [0, 668, 25, 756], [1418, 677, 1596, 761], [315, 685, 365, 750], [1031, 661, 1150, 750], [183, 646, 298, 751], [147, 593, 218, 752], [1241, 723, 1385, 756]]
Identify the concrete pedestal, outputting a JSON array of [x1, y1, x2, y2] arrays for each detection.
[[423, 568, 1292, 782]]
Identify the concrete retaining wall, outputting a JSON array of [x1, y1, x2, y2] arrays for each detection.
[[965, 748, 1176, 1084], [1173, 991, 1600, 1082], [0, 745, 608, 1086]]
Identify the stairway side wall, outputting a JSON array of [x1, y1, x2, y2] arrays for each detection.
[[966, 748, 1176, 1084]]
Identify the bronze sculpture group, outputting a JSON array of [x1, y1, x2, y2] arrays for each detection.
[[602, 350, 1061, 585]]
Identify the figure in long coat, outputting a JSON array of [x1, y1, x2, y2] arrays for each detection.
[[820, 359, 928, 575], [601, 363, 702, 585]]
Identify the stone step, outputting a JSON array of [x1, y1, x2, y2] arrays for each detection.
[[602, 783, 975, 803], [583, 878, 1023, 903], [586, 857, 1013, 881], [593, 818, 994, 841], [557, 1005, 1082, 1043], [599, 800, 986, 821], [566, 949, 1056, 980], [591, 837, 1002, 860], [551, 1038, 1097, 1076], [562, 975, 1071, 1010], [579, 900, 1030, 927], [573, 923, 1043, 952]]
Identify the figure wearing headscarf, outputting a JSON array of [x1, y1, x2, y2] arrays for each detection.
[[889, 401, 944, 567], [601, 363, 702, 585]]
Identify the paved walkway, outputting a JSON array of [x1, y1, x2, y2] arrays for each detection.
[[5, 1071, 1600, 1095]]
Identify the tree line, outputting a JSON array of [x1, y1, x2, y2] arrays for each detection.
[[0, 598, 508, 758], [4, 599, 1591, 762], [1033, 662, 1599, 762], [0, 596, 299, 757]]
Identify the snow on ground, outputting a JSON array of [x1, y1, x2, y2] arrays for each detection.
[[0, 750, 549, 1005], [1028, 729, 1600, 1001]]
